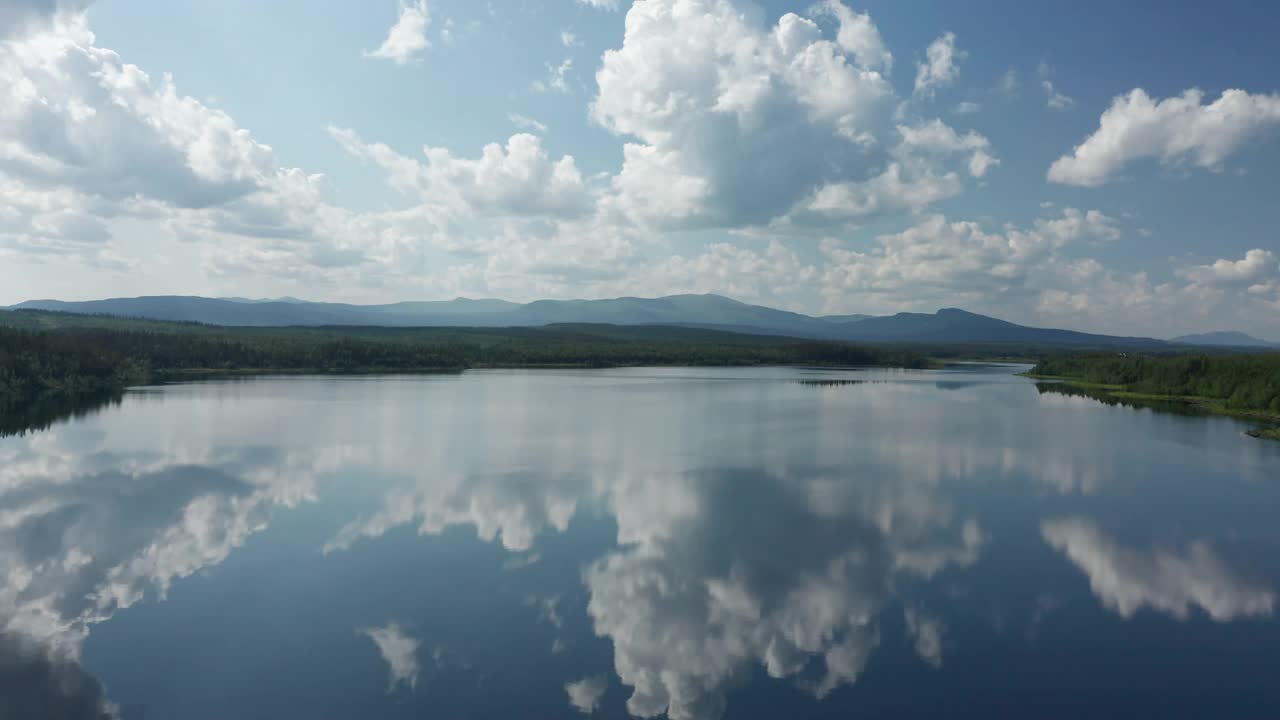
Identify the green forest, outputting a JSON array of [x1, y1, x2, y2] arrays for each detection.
[[0, 310, 929, 430], [1030, 353, 1280, 417]]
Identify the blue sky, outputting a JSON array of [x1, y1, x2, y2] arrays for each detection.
[[1, 0, 1278, 338]]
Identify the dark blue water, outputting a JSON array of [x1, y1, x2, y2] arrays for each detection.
[[2, 366, 1278, 719]]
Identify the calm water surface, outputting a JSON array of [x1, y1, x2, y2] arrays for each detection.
[[3, 365, 1279, 719]]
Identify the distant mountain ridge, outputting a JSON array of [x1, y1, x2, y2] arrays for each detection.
[[7, 293, 1173, 348], [1171, 331, 1277, 348]]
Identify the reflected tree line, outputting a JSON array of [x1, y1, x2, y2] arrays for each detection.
[[0, 312, 931, 434], [1032, 353, 1280, 416]]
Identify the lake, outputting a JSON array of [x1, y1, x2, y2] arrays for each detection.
[[3, 365, 1279, 719]]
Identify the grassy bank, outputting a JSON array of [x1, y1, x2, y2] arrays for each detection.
[[1027, 353, 1280, 439]]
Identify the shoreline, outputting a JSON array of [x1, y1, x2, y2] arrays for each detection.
[[1023, 373, 1280, 440]]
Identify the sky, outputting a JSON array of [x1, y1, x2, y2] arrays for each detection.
[[1, 0, 1278, 339]]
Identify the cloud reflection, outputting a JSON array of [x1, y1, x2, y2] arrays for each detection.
[[0, 424, 353, 712], [324, 471, 587, 554], [360, 622, 422, 693], [1042, 518, 1275, 621], [565, 674, 608, 714], [0, 632, 115, 720], [586, 468, 982, 720]]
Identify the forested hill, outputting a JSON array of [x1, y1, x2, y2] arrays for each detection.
[[0, 311, 930, 434], [1031, 353, 1280, 416]]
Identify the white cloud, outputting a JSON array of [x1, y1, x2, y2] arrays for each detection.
[[1042, 80, 1074, 110], [636, 241, 817, 307], [820, 207, 1120, 313], [897, 119, 998, 177], [0, 11, 373, 283], [508, 113, 548, 133], [330, 127, 592, 219], [1037, 62, 1073, 110], [361, 622, 422, 691], [0, 0, 92, 39], [565, 674, 608, 714], [802, 161, 962, 221], [365, 0, 431, 65], [1175, 248, 1278, 288], [914, 32, 963, 97], [591, 0, 962, 229], [533, 57, 574, 93], [953, 101, 981, 115], [1042, 519, 1275, 621], [577, 0, 620, 9], [821, 0, 892, 71], [560, 29, 578, 47], [1048, 88, 1280, 186], [0, 17, 273, 207]]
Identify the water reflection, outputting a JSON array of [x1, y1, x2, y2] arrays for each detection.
[[0, 632, 113, 720], [360, 622, 422, 692], [0, 418, 357, 718], [583, 468, 980, 720], [0, 368, 1277, 718], [0, 390, 123, 440], [1042, 518, 1274, 622]]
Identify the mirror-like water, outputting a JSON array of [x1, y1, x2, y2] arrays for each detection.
[[3, 365, 1278, 719]]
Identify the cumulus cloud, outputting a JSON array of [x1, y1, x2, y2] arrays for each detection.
[[330, 127, 592, 219], [820, 0, 892, 71], [1048, 88, 1280, 186], [0, 0, 93, 39], [565, 674, 608, 714], [361, 622, 422, 692], [820, 207, 1120, 313], [1027, 247, 1280, 338], [897, 119, 998, 177], [914, 32, 963, 97], [365, 1, 431, 65], [0, 17, 273, 208], [0, 11, 370, 281], [1175, 248, 1278, 288], [592, 0, 903, 227], [1042, 518, 1275, 621], [952, 101, 981, 115], [577, 0, 620, 9], [801, 162, 962, 221]]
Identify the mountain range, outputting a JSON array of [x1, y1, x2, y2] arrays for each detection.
[[1169, 331, 1278, 348], [6, 293, 1222, 348]]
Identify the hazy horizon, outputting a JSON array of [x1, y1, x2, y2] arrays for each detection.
[[2, 0, 1279, 339]]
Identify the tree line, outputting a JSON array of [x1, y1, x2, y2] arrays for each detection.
[[1031, 353, 1280, 415], [0, 313, 931, 429]]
